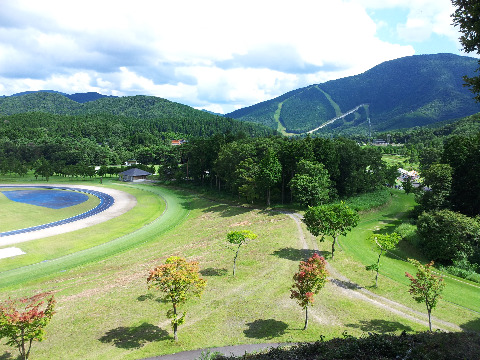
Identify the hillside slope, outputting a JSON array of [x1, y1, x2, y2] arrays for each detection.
[[226, 53, 480, 135], [0, 92, 276, 137]]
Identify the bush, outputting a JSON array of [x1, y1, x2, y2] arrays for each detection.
[[467, 272, 480, 283], [394, 222, 420, 246], [216, 331, 480, 360], [417, 210, 480, 265], [438, 258, 480, 284]]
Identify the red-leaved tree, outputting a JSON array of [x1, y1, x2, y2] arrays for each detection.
[[0, 293, 56, 360], [405, 259, 445, 331], [147, 256, 207, 341], [290, 253, 329, 330]]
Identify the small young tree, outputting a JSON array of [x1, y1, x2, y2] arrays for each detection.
[[303, 202, 359, 260], [0, 293, 56, 360], [290, 253, 329, 330], [405, 259, 445, 331], [226, 230, 257, 276], [147, 256, 207, 341], [365, 233, 401, 287]]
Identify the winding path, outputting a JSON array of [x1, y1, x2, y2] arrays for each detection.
[[282, 211, 461, 332]]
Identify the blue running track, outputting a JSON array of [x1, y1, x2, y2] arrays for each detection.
[[0, 186, 114, 237]]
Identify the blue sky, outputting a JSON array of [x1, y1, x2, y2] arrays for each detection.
[[0, 0, 469, 113]]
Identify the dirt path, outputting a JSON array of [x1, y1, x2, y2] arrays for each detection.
[[283, 211, 461, 332]]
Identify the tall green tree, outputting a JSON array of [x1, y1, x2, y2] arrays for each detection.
[[416, 163, 452, 212], [289, 160, 331, 207], [290, 253, 329, 330], [235, 158, 259, 203], [442, 134, 480, 216], [147, 256, 207, 341], [405, 259, 445, 331], [256, 149, 281, 206], [452, 0, 480, 101], [303, 202, 359, 260]]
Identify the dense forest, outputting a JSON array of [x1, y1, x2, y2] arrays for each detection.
[[0, 111, 394, 206], [0, 110, 275, 171]]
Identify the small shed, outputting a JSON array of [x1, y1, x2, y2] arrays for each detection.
[[118, 168, 152, 182]]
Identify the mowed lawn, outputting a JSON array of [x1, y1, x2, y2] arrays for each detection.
[[0, 185, 471, 360], [0, 189, 100, 232]]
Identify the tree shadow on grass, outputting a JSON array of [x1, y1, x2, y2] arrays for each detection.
[[99, 322, 170, 349], [200, 267, 228, 276], [201, 204, 252, 218], [345, 319, 414, 334], [244, 319, 288, 339], [137, 293, 155, 302], [460, 317, 480, 332], [271, 247, 317, 261], [330, 278, 363, 290], [0, 352, 14, 360]]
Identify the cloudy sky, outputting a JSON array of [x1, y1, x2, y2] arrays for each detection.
[[0, 0, 468, 113]]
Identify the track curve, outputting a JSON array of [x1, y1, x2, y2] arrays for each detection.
[[0, 184, 190, 288], [0, 184, 136, 246]]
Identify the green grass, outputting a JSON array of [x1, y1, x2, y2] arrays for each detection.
[[0, 184, 478, 360], [321, 190, 480, 328], [0, 189, 100, 232]]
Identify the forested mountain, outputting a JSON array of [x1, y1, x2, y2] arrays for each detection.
[[4, 90, 113, 103], [226, 53, 480, 136], [0, 92, 276, 170], [0, 92, 276, 137]]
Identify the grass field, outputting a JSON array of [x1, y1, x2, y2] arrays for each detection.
[[0, 178, 478, 360]]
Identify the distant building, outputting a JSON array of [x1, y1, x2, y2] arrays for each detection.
[[171, 139, 187, 146], [118, 168, 152, 182], [124, 159, 139, 166], [372, 139, 388, 146]]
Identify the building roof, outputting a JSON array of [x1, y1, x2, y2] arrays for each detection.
[[119, 168, 152, 176]]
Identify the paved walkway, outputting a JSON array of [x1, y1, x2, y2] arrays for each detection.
[[143, 343, 289, 360], [0, 184, 136, 246]]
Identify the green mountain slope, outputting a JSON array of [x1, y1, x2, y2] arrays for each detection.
[[0, 93, 276, 137], [226, 53, 480, 135]]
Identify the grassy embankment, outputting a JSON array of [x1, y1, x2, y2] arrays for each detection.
[[0, 178, 478, 360]]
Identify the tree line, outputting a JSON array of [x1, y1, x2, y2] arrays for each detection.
[[167, 135, 397, 206]]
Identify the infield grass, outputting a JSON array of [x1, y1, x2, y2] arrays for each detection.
[[0, 189, 100, 232]]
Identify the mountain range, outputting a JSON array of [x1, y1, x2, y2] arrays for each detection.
[[2, 53, 480, 137], [7, 90, 114, 103], [226, 53, 480, 136]]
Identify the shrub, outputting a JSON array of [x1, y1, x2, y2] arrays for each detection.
[[417, 210, 480, 265], [394, 223, 420, 247]]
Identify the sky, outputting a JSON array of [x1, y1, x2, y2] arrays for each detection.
[[0, 0, 468, 114]]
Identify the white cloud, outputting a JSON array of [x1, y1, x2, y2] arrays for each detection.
[[355, 0, 460, 44], [0, 0, 459, 113]]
